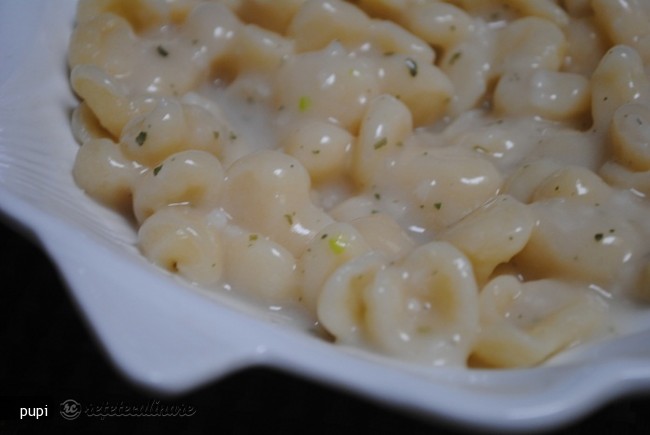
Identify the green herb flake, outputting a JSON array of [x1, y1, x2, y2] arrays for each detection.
[[312, 149, 321, 155], [594, 233, 604, 242], [136, 131, 147, 146], [405, 58, 418, 77], [449, 51, 462, 65], [284, 213, 294, 226], [213, 131, 220, 140], [374, 137, 388, 150], [249, 234, 258, 242], [434, 202, 442, 210], [328, 234, 348, 255], [299, 95, 312, 112], [229, 131, 237, 140], [153, 165, 163, 176], [156, 45, 169, 57], [374, 192, 381, 201]]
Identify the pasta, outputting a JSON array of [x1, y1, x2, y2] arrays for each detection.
[[68, 0, 650, 368]]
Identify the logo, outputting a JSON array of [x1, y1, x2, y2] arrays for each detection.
[[60, 399, 81, 420]]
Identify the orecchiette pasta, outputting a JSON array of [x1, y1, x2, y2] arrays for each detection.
[[69, 0, 650, 369]]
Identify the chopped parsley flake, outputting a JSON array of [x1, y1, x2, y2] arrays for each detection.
[[249, 234, 258, 242], [405, 58, 418, 77], [156, 45, 169, 57], [434, 202, 442, 210], [153, 165, 163, 176], [136, 131, 147, 146], [374, 137, 388, 150], [284, 213, 294, 225], [229, 132, 237, 140], [594, 233, 604, 242], [449, 51, 462, 65]]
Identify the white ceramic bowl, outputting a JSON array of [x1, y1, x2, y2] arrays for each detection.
[[2, 1, 650, 432]]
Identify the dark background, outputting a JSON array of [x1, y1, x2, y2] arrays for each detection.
[[1, 218, 648, 434]]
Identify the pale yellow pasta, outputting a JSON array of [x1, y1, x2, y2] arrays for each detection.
[[439, 195, 534, 285], [222, 150, 333, 255], [531, 166, 614, 205], [132, 149, 225, 223], [590, 45, 650, 133], [349, 214, 414, 262], [273, 44, 381, 132], [445, 113, 542, 171], [283, 119, 353, 182], [372, 20, 436, 65], [592, 0, 650, 63], [71, 102, 111, 144], [288, 0, 372, 53], [234, 24, 294, 73], [180, 1, 241, 65], [299, 222, 371, 311], [353, 94, 412, 188], [138, 206, 224, 285], [395, 147, 503, 230], [70, 65, 139, 138], [377, 53, 454, 127], [502, 0, 569, 27], [75, 0, 202, 31], [495, 17, 566, 74], [72, 137, 142, 213], [288, 0, 434, 64], [120, 98, 232, 167], [599, 161, 650, 197], [224, 231, 299, 301], [610, 103, 650, 171], [494, 69, 591, 121], [514, 199, 643, 292], [68, 0, 650, 369], [399, 1, 473, 51], [363, 242, 479, 365], [562, 17, 608, 76], [473, 276, 607, 367], [235, 0, 305, 34], [440, 28, 494, 116], [502, 159, 563, 203], [317, 252, 388, 345], [68, 12, 138, 76]]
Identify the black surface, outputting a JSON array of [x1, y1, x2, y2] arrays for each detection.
[[1, 219, 649, 434]]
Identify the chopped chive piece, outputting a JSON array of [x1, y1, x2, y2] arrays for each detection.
[[299, 96, 312, 112], [329, 235, 348, 255], [449, 51, 462, 65], [153, 165, 163, 176]]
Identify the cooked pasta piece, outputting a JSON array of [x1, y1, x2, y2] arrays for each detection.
[[67, 0, 650, 369]]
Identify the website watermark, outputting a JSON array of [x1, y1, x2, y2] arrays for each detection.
[[60, 398, 196, 420], [1, 397, 196, 421]]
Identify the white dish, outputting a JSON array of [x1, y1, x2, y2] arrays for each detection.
[[2, 1, 650, 431]]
